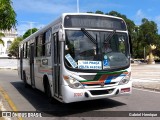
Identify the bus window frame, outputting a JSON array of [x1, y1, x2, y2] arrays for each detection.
[[64, 29, 130, 73]]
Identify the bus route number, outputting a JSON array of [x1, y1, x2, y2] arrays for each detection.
[[74, 92, 83, 97]]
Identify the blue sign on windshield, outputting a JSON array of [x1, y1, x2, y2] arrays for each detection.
[[65, 54, 78, 68]]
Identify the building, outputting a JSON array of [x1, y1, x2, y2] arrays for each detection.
[[0, 29, 18, 58]]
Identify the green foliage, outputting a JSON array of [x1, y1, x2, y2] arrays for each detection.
[[133, 18, 159, 58], [87, 12, 94, 13], [0, 32, 5, 46], [87, 11, 104, 14], [8, 28, 38, 57], [95, 10, 104, 14], [23, 28, 38, 39], [0, 39, 4, 46], [8, 37, 23, 57], [0, 0, 17, 30], [140, 18, 158, 45]]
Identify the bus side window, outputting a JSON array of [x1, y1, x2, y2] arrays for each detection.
[[35, 36, 38, 57], [45, 29, 51, 56], [42, 33, 46, 56], [23, 44, 25, 58], [37, 35, 43, 57], [24, 42, 28, 58], [53, 32, 59, 64]]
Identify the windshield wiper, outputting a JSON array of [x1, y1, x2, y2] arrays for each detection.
[[104, 29, 116, 43], [81, 28, 97, 44]]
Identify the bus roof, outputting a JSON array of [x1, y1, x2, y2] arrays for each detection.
[[62, 13, 124, 20], [21, 13, 126, 44]]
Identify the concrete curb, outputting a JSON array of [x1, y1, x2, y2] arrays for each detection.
[[133, 82, 160, 92], [0, 67, 17, 70]]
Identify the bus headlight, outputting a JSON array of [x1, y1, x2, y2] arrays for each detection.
[[63, 76, 84, 89], [119, 73, 131, 85]]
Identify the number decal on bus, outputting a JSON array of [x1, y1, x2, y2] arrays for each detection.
[[74, 92, 83, 97]]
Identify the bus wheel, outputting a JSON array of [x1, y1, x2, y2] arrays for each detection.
[[46, 82, 51, 97], [23, 71, 29, 88], [45, 80, 52, 102]]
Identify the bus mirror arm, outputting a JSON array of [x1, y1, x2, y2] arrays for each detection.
[[59, 29, 65, 42]]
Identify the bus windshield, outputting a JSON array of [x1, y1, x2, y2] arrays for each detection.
[[64, 30, 130, 71]]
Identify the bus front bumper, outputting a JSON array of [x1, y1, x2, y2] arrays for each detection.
[[61, 81, 132, 103]]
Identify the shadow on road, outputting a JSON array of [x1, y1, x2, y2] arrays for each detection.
[[11, 81, 126, 117]]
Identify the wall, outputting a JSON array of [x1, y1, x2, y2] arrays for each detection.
[[0, 59, 18, 69]]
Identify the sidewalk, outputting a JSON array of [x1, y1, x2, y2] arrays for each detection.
[[133, 82, 160, 92], [131, 63, 160, 92]]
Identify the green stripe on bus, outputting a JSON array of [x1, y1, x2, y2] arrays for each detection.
[[80, 70, 127, 82]]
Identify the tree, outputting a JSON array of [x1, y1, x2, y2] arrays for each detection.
[[131, 18, 159, 58], [87, 10, 104, 14], [8, 28, 38, 57], [95, 10, 104, 14], [23, 28, 38, 39], [0, 32, 4, 46], [155, 35, 160, 58], [138, 18, 159, 59], [0, 0, 16, 47], [140, 18, 158, 45], [8, 37, 23, 58], [0, 0, 17, 30], [87, 11, 94, 13]]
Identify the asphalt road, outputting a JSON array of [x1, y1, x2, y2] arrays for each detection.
[[0, 68, 160, 120]]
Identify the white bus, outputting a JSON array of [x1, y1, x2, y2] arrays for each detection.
[[18, 13, 132, 103]]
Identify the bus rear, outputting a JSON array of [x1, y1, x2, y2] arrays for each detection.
[[60, 13, 132, 103]]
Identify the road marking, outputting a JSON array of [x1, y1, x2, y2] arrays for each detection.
[[133, 88, 160, 94], [0, 86, 23, 120], [0, 99, 11, 120]]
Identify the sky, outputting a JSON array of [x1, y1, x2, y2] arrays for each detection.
[[12, 0, 160, 35]]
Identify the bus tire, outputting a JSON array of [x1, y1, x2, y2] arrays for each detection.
[[44, 78, 52, 102], [46, 81, 51, 98], [23, 71, 29, 88]]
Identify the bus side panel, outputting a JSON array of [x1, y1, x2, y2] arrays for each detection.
[[17, 58, 21, 79], [23, 58, 31, 85], [34, 58, 45, 92], [18, 47, 24, 80]]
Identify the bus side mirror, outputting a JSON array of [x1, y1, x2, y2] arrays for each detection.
[[59, 29, 65, 41], [129, 34, 133, 55]]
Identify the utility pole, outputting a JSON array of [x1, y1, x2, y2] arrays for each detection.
[[20, 21, 37, 35], [77, 0, 79, 13]]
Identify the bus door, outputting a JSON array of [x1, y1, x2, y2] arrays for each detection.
[[29, 43, 35, 88], [52, 33, 61, 98], [20, 48, 23, 80]]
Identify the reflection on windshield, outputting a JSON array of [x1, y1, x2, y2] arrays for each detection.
[[65, 30, 130, 70]]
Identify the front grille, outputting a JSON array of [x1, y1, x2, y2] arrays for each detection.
[[79, 75, 95, 80], [79, 73, 121, 87], [90, 89, 114, 95], [83, 82, 117, 86]]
